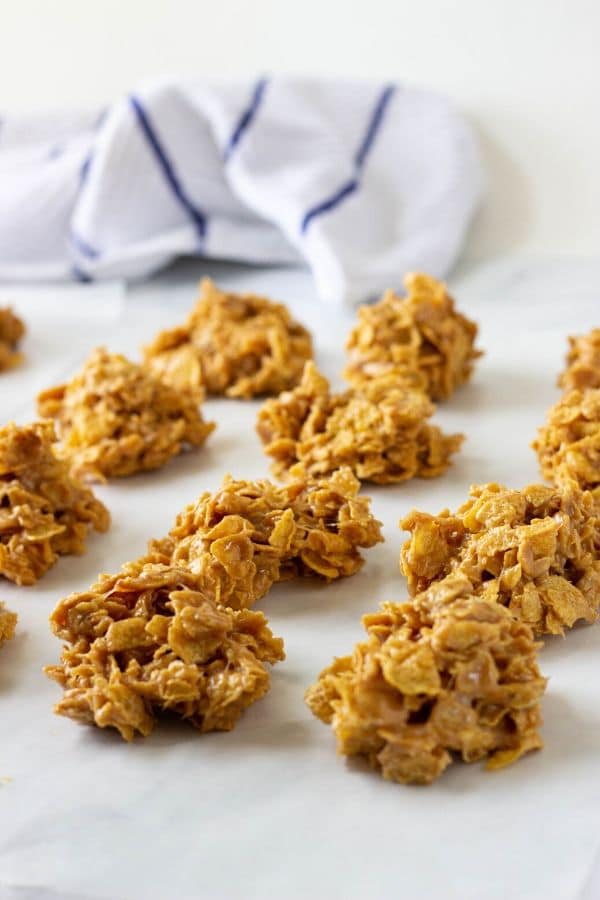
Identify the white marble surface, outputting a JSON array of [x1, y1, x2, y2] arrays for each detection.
[[1, 256, 600, 900]]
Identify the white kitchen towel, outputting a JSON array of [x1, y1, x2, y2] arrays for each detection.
[[0, 76, 484, 304]]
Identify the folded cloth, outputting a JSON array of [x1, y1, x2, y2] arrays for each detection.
[[0, 77, 484, 304]]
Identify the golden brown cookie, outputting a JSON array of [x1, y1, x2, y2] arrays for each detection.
[[38, 347, 214, 481], [559, 328, 600, 391], [45, 467, 382, 739], [46, 564, 285, 741], [143, 278, 313, 399], [400, 480, 600, 635], [0, 421, 109, 585], [533, 388, 600, 494], [344, 273, 481, 400], [257, 361, 463, 484], [306, 574, 546, 785], [145, 466, 384, 607]]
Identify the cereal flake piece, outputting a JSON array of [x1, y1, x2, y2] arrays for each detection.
[[143, 278, 313, 398], [400, 480, 600, 635], [559, 328, 600, 391], [0, 307, 25, 372], [305, 574, 546, 785], [0, 421, 109, 585], [0, 603, 17, 644], [257, 361, 463, 484], [46, 564, 285, 740], [145, 466, 384, 607], [344, 273, 481, 400], [38, 347, 215, 481]]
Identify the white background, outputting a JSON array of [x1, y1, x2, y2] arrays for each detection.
[[1, 0, 599, 262]]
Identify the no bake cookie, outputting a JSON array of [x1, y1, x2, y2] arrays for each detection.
[[143, 279, 313, 399], [38, 347, 214, 481], [306, 574, 546, 785], [400, 480, 600, 635], [344, 273, 481, 400], [257, 361, 463, 484]]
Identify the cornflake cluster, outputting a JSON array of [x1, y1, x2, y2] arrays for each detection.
[[46, 468, 382, 739], [401, 480, 600, 635], [0, 421, 109, 585], [533, 388, 600, 494], [558, 328, 600, 391], [146, 466, 383, 606], [257, 361, 463, 484], [0, 307, 25, 372], [46, 564, 285, 741], [143, 278, 313, 399], [344, 273, 481, 400], [38, 347, 215, 482], [305, 574, 546, 785], [533, 328, 600, 494], [0, 603, 17, 645]]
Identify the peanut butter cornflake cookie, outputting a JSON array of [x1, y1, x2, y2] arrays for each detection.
[[344, 273, 481, 401], [533, 388, 600, 494], [143, 278, 313, 399], [257, 361, 463, 484], [400, 480, 600, 635], [46, 469, 380, 739], [558, 327, 600, 391], [0, 421, 109, 585], [46, 564, 285, 741], [0, 307, 25, 371], [0, 603, 17, 645], [38, 347, 215, 482], [144, 466, 383, 606], [305, 574, 546, 785]]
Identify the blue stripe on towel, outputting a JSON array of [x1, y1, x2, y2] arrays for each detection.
[[354, 84, 396, 168], [79, 109, 108, 182], [70, 230, 100, 260], [79, 153, 92, 184], [301, 83, 396, 235], [72, 264, 93, 283], [223, 78, 269, 162], [129, 94, 207, 240]]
